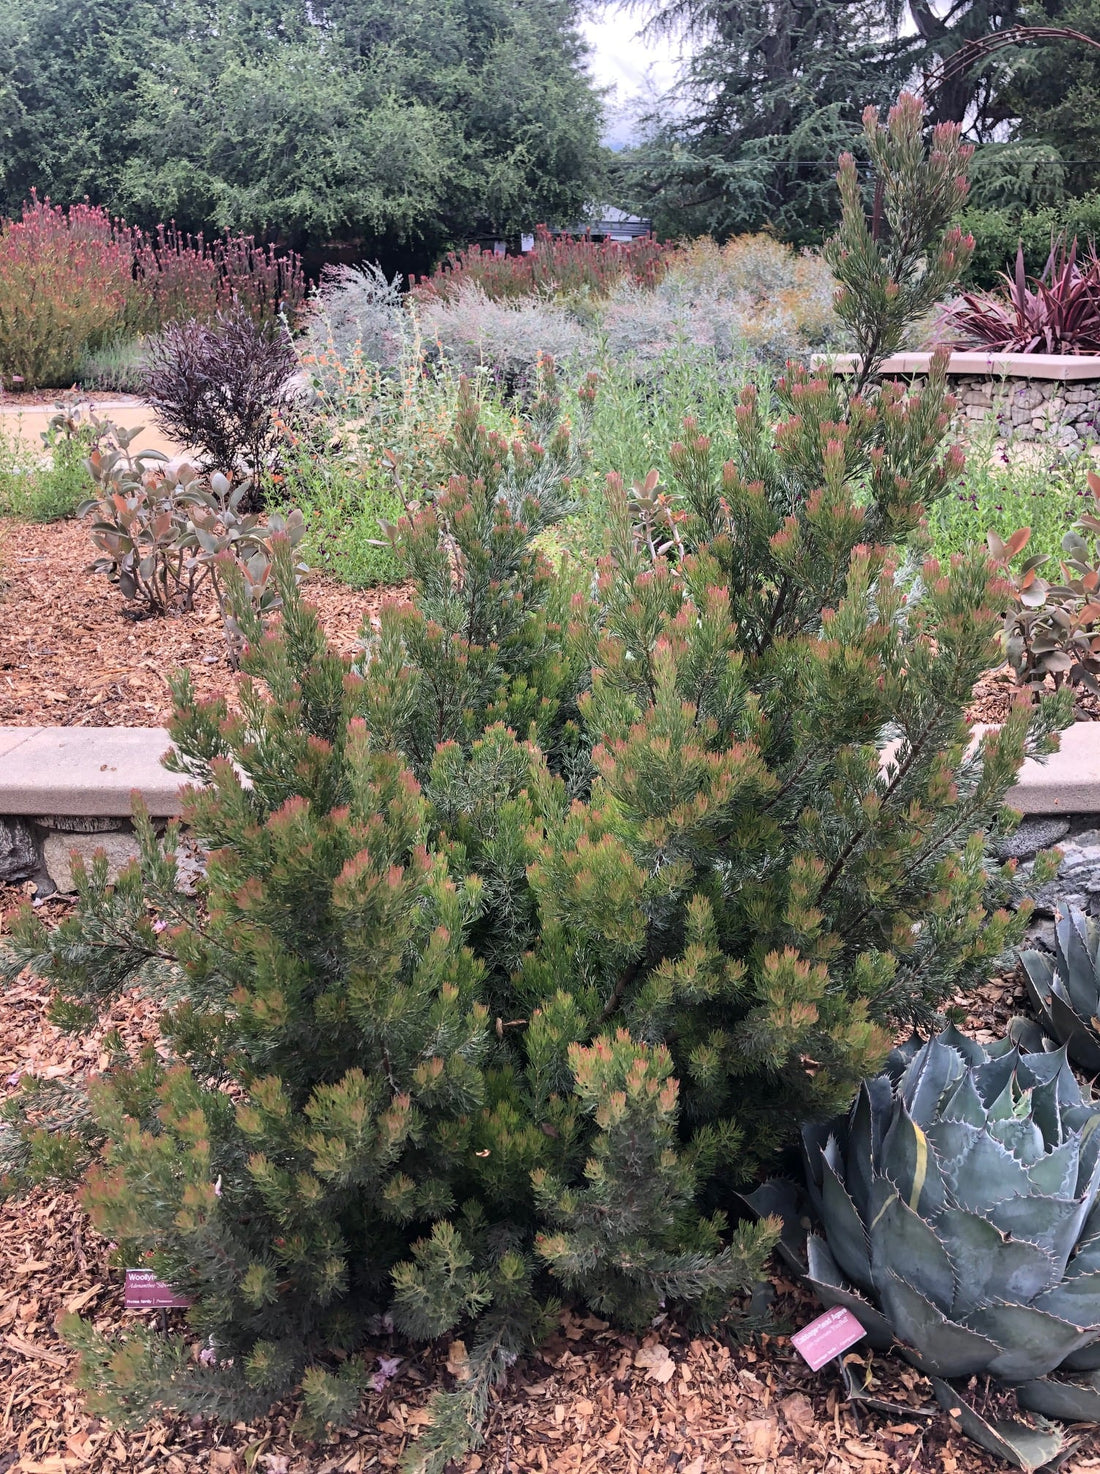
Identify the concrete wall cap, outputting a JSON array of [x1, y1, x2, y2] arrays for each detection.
[[0, 726, 182, 817], [816, 351, 1100, 383]]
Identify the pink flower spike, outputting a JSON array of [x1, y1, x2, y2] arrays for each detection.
[[213, 1176, 222, 1197], [153, 919, 168, 934], [6, 1071, 21, 1087]]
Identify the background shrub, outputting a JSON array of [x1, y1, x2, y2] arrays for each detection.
[[300, 263, 408, 387], [0, 196, 134, 388], [412, 224, 670, 303], [601, 238, 842, 375], [418, 284, 594, 395], [0, 198, 303, 391], [0, 400, 101, 521], [961, 194, 1100, 290], [142, 310, 300, 490], [75, 338, 149, 394]]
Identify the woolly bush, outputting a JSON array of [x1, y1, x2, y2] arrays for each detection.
[[300, 263, 409, 390]]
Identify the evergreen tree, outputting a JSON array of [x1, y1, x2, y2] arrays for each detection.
[[613, 0, 1085, 240], [992, 1, 1100, 200], [1, 98, 1068, 1470], [0, 0, 604, 260], [614, 0, 903, 242]]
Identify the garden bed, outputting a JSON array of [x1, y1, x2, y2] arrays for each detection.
[[0, 943, 1034, 1474], [0, 518, 1093, 732], [0, 519, 402, 727]]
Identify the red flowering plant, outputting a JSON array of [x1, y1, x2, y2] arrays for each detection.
[[413, 224, 671, 304]]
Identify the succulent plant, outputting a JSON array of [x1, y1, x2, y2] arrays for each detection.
[[753, 1027, 1100, 1448], [986, 475, 1100, 700], [1020, 910, 1100, 1074]]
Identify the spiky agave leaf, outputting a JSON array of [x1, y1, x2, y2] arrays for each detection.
[[775, 1029, 1100, 1449], [1020, 909, 1100, 1073]]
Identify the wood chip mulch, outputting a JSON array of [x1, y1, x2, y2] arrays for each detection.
[[3, 515, 1099, 734], [2, 901, 1097, 1473], [0, 518, 405, 728], [968, 665, 1100, 725]]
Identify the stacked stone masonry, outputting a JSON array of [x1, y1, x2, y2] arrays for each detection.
[[821, 351, 1100, 449], [954, 374, 1100, 447]]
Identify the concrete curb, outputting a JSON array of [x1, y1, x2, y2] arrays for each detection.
[[1003, 722, 1100, 815], [819, 351, 1100, 382], [0, 719, 1095, 823], [0, 726, 181, 818]]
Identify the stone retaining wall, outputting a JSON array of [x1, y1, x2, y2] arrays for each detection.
[[954, 375, 1100, 447], [1, 723, 1099, 940], [0, 812, 141, 895], [824, 350, 1100, 449], [0, 726, 185, 896]]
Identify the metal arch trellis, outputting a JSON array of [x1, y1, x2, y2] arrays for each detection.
[[918, 25, 1100, 101]]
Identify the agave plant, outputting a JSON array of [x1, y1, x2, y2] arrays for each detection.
[[749, 1027, 1100, 1462], [1020, 910, 1100, 1073]]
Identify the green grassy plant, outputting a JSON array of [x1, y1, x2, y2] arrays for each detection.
[[588, 354, 755, 485], [76, 337, 149, 394], [278, 443, 404, 588], [0, 417, 96, 522], [928, 426, 1095, 565]]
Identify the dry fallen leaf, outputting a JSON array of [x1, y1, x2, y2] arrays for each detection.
[[845, 1438, 888, 1463], [633, 1342, 676, 1384], [445, 1338, 470, 1382], [741, 1416, 780, 1460], [780, 1390, 817, 1444]]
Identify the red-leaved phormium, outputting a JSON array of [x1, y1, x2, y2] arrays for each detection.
[[945, 236, 1100, 355]]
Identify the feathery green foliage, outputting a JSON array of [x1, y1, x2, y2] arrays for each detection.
[[0, 98, 1069, 1471]]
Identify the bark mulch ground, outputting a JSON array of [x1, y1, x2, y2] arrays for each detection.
[[3, 515, 1099, 731], [969, 665, 1100, 725], [0, 519, 404, 728], [1, 907, 1096, 1473]]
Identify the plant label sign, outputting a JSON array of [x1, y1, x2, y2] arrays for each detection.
[[791, 1306, 865, 1371], [124, 1269, 191, 1309]]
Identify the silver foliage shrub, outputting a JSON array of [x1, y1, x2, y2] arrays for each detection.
[[301, 263, 408, 387], [603, 235, 845, 376], [418, 284, 595, 394]]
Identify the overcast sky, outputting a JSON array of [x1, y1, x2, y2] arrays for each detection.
[[579, 11, 686, 147]]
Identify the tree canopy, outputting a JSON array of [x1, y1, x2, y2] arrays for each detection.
[[611, 0, 905, 242], [611, 0, 1100, 243], [0, 0, 606, 261]]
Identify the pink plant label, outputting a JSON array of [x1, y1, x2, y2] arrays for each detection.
[[790, 1306, 866, 1371], [124, 1269, 191, 1309]]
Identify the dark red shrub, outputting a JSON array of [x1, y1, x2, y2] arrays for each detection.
[[143, 310, 300, 495], [946, 237, 1100, 354]]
